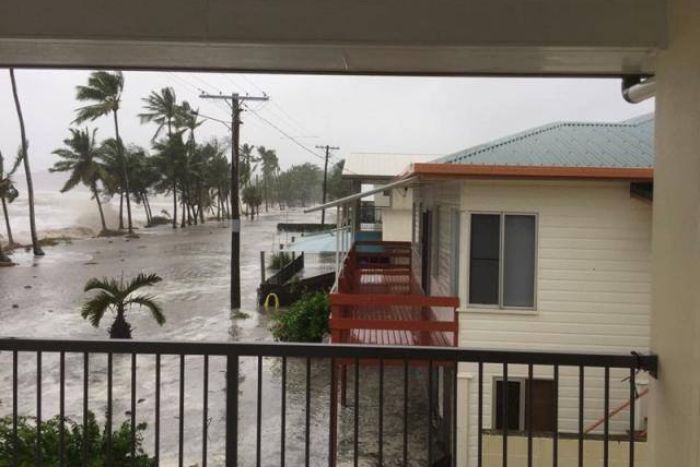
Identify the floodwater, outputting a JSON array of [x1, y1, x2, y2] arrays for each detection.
[[0, 206, 432, 466]]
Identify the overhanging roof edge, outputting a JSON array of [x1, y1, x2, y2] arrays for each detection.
[[304, 176, 419, 213]]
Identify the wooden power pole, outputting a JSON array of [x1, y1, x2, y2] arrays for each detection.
[[315, 144, 339, 225], [200, 92, 269, 309]]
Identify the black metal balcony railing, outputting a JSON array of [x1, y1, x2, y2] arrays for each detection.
[[0, 338, 657, 467]]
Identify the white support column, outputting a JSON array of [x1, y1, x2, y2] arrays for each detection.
[[649, 1, 700, 465], [335, 205, 340, 279], [456, 371, 472, 467]]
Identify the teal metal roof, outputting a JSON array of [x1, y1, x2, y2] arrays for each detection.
[[436, 114, 654, 168]]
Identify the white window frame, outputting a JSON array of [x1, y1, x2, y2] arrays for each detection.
[[467, 211, 538, 310], [492, 376, 556, 432]]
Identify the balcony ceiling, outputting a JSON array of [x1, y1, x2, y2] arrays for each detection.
[[0, 0, 664, 75]]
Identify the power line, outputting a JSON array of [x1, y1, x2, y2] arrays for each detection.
[[243, 103, 348, 168], [170, 72, 352, 173], [200, 91, 269, 310]]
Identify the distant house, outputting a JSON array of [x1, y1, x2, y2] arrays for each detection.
[[320, 115, 654, 465], [342, 152, 438, 240]]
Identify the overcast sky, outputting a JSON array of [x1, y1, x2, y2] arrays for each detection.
[[0, 69, 654, 181]]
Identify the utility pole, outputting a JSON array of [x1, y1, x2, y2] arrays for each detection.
[[200, 92, 269, 309], [315, 144, 339, 225]]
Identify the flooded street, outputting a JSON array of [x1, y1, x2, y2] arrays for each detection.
[[0, 209, 431, 466]]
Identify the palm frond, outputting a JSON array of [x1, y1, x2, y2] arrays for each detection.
[[123, 273, 163, 297], [80, 291, 115, 327], [11, 145, 25, 175], [126, 295, 165, 325], [83, 277, 120, 295], [73, 104, 111, 124], [60, 170, 83, 193]]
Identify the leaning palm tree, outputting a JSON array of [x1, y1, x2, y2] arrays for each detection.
[[139, 87, 180, 228], [9, 68, 44, 256], [81, 273, 164, 339], [50, 128, 110, 233], [139, 87, 179, 140], [74, 71, 134, 235]]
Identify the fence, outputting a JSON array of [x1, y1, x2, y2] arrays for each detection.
[[0, 338, 656, 467]]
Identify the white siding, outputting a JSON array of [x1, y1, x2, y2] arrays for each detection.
[[415, 179, 652, 467], [381, 187, 414, 241]]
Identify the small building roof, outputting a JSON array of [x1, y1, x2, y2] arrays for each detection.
[[343, 152, 439, 180], [435, 114, 654, 169]]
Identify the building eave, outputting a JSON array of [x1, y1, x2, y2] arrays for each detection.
[[406, 162, 654, 182]]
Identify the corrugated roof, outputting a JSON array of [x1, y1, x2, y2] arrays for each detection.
[[436, 114, 654, 168]]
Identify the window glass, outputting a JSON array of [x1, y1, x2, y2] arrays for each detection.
[[469, 214, 500, 304], [495, 380, 521, 431], [503, 215, 536, 307]]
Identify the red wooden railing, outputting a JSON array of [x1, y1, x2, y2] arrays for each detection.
[[329, 240, 459, 348]]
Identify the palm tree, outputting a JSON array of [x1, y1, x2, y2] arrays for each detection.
[[50, 128, 110, 233], [99, 138, 129, 229], [139, 87, 180, 228], [257, 146, 279, 212], [125, 146, 159, 226], [74, 71, 134, 235], [177, 101, 203, 226], [81, 273, 164, 339], [151, 132, 187, 221], [9, 69, 44, 256], [239, 143, 257, 189], [0, 150, 19, 248]]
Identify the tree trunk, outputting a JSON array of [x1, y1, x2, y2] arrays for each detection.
[[109, 308, 132, 339], [92, 181, 107, 233], [113, 110, 133, 235], [198, 185, 205, 224], [142, 192, 152, 224], [0, 238, 10, 263], [145, 193, 153, 223], [2, 197, 14, 246], [118, 192, 124, 230], [9, 68, 44, 256], [264, 178, 269, 212], [172, 182, 178, 229]]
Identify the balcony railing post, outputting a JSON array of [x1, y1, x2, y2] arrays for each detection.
[[226, 354, 239, 467]]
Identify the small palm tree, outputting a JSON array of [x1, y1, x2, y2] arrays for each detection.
[[51, 128, 109, 233], [81, 273, 164, 339]]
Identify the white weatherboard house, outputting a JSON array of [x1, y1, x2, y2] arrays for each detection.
[[406, 115, 654, 466], [332, 115, 654, 466]]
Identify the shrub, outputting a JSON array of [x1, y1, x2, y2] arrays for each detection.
[[0, 411, 154, 466], [271, 292, 330, 342], [269, 251, 292, 270]]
